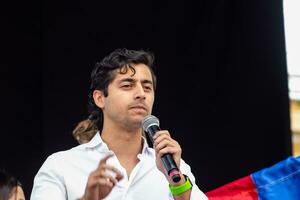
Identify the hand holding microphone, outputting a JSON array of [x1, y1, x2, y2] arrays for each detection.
[[142, 115, 182, 183]]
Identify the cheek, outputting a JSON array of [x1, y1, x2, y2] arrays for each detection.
[[147, 95, 155, 108], [106, 94, 129, 110]]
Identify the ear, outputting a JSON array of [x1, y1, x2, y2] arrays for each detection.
[[93, 90, 105, 109]]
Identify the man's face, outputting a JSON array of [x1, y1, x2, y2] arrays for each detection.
[[101, 63, 155, 130]]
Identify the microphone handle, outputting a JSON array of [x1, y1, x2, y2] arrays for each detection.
[[147, 126, 181, 183]]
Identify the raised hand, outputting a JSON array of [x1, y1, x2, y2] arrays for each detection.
[[81, 154, 123, 200], [153, 130, 182, 182]]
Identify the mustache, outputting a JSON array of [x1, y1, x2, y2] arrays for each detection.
[[128, 102, 148, 111]]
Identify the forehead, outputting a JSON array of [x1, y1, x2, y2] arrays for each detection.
[[114, 63, 153, 81]]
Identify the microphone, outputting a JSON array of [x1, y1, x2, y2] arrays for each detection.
[[142, 115, 181, 183]]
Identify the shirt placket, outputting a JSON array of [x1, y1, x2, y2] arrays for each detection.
[[120, 154, 144, 200]]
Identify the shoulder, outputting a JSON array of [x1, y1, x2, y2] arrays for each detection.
[[146, 147, 192, 171], [40, 144, 87, 170], [180, 158, 192, 171], [39, 133, 104, 172]]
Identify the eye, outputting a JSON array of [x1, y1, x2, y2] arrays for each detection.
[[121, 83, 132, 89], [143, 85, 153, 91]]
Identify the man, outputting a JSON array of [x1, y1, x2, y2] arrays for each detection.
[[31, 49, 208, 200]]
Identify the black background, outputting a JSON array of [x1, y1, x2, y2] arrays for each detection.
[[2, 0, 291, 198]]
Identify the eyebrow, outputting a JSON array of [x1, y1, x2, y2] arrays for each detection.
[[118, 78, 153, 85]]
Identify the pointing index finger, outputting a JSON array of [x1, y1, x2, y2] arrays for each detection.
[[98, 153, 114, 168]]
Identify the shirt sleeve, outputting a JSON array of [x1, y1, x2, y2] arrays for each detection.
[[169, 159, 208, 200], [30, 154, 67, 200]]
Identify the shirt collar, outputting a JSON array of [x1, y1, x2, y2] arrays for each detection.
[[89, 131, 102, 147], [83, 131, 153, 156], [141, 136, 150, 155]]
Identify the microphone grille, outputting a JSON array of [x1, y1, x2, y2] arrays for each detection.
[[142, 115, 160, 132]]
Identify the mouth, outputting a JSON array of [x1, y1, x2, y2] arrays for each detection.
[[129, 104, 147, 112]]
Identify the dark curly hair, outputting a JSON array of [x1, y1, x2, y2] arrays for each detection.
[[73, 48, 157, 144]]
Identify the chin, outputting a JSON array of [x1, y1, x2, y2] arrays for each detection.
[[128, 116, 144, 128]]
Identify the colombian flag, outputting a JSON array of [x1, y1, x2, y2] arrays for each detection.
[[206, 156, 300, 200]]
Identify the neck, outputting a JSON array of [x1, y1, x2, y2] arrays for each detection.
[[101, 122, 143, 158]]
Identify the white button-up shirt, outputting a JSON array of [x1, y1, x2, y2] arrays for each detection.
[[31, 133, 208, 200]]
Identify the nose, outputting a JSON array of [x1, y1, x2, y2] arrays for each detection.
[[134, 83, 146, 100]]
